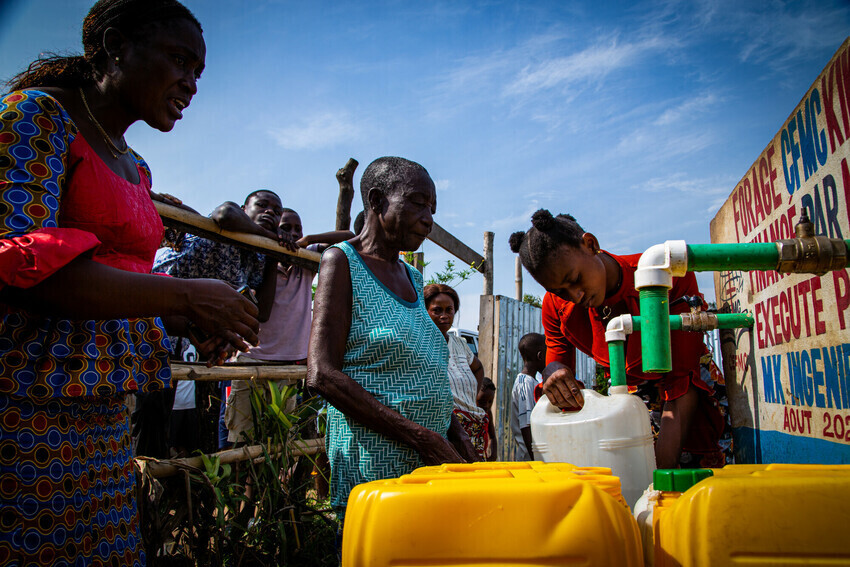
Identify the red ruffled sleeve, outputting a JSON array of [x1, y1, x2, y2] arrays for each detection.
[[542, 291, 577, 370], [0, 228, 99, 289], [0, 90, 101, 289]]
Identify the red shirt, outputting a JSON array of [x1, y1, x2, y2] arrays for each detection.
[[542, 251, 709, 401]]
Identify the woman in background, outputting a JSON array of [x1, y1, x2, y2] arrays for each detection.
[[424, 283, 491, 461]]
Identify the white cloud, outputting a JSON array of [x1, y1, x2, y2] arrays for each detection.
[[654, 93, 719, 126], [490, 202, 540, 230], [504, 36, 668, 98], [267, 112, 361, 150], [434, 179, 451, 192], [632, 172, 732, 196], [617, 128, 715, 159]]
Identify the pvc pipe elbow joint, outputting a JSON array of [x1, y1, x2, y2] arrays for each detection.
[[634, 240, 688, 290], [605, 315, 634, 343]]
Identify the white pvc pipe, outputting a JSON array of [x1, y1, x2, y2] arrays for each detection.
[[605, 315, 634, 343], [633, 240, 688, 290]]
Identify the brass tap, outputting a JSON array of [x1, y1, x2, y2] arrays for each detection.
[[775, 208, 847, 275], [679, 312, 718, 332]]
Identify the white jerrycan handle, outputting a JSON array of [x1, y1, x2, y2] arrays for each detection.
[[540, 390, 595, 414]]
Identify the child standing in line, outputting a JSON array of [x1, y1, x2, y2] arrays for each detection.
[[225, 208, 352, 443], [510, 333, 546, 461], [477, 377, 497, 461]]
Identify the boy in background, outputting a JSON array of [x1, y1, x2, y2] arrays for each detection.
[[510, 333, 546, 460], [225, 208, 352, 443]]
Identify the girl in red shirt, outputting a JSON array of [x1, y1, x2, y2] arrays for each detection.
[[509, 209, 723, 469]]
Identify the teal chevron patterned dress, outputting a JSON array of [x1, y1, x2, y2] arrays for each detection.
[[327, 242, 453, 514]]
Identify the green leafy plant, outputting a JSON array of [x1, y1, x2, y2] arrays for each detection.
[[522, 294, 542, 308], [137, 382, 336, 566], [426, 259, 478, 288]]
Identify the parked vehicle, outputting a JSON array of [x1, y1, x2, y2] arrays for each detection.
[[448, 328, 479, 355]]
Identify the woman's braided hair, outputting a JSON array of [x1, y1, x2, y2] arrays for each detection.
[[509, 209, 586, 274], [7, 0, 201, 90]]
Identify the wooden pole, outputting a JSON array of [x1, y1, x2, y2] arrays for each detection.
[[335, 158, 359, 231], [483, 231, 494, 295], [427, 222, 486, 273], [138, 438, 325, 478], [515, 255, 523, 301], [170, 362, 306, 383], [412, 252, 425, 274], [154, 201, 320, 270]]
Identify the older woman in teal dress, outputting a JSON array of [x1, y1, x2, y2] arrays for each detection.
[[307, 157, 477, 519]]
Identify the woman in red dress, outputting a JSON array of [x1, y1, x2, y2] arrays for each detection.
[[0, 1, 259, 564]]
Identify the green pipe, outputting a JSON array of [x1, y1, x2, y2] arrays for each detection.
[[639, 238, 849, 374], [630, 316, 679, 331], [688, 241, 850, 271], [686, 243, 779, 272], [715, 313, 754, 328], [611, 314, 753, 385], [634, 308, 756, 373], [639, 287, 672, 373], [632, 314, 753, 330], [608, 341, 627, 388]]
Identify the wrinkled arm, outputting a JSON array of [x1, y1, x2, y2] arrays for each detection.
[[297, 230, 354, 253], [306, 247, 463, 465], [447, 414, 478, 462]]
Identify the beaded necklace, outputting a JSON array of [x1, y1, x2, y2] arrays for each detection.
[[79, 87, 129, 159]]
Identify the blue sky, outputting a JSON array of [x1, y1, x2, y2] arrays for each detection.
[[2, 0, 849, 330]]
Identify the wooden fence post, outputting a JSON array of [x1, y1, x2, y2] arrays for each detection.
[[483, 231, 494, 295], [515, 255, 522, 301], [412, 252, 425, 274], [335, 158, 359, 231]]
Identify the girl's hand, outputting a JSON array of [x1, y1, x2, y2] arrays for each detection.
[[184, 279, 260, 350], [542, 366, 585, 410]]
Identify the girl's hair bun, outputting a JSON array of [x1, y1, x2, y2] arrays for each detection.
[[508, 231, 525, 253], [531, 209, 555, 231]]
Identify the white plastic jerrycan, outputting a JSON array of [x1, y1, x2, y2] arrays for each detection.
[[530, 385, 656, 509]]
